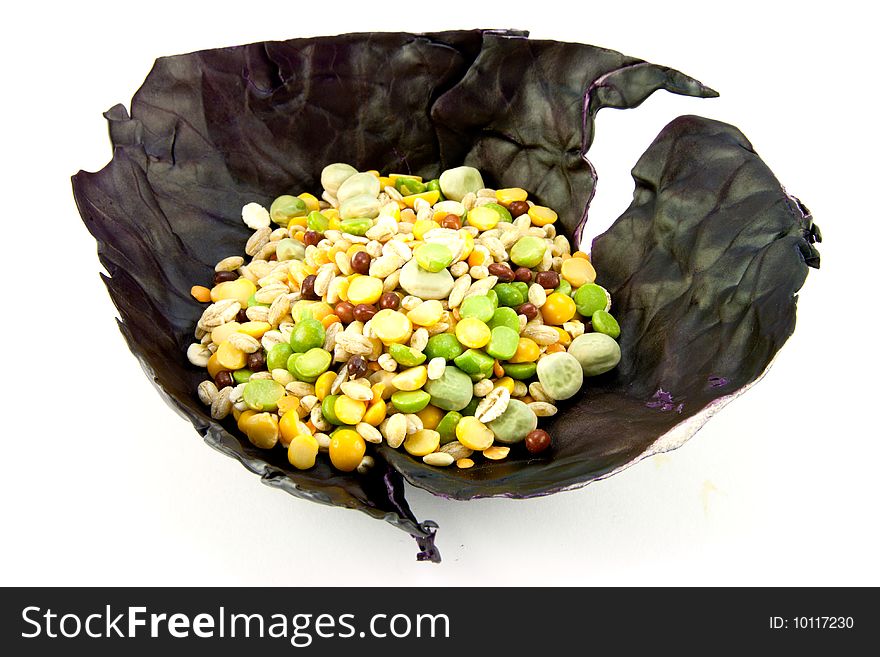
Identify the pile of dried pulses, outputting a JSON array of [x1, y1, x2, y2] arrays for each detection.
[[188, 164, 622, 472]]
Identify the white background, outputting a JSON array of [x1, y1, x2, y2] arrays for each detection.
[[1, 1, 877, 586]]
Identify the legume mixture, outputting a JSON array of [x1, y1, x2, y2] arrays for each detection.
[[188, 165, 622, 473]]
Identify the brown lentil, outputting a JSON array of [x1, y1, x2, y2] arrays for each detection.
[[304, 230, 320, 247], [514, 267, 533, 283], [247, 351, 267, 372], [440, 214, 462, 230], [519, 303, 538, 320], [378, 291, 400, 310], [347, 355, 368, 379], [300, 274, 318, 300], [214, 370, 234, 389], [508, 200, 530, 217], [335, 301, 356, 324], [351, 251, 372, 275], [212, 270, 239, 286], [353, 304, 377, 322], [487, 263, 515, 282], [535, 270, 560, 290], [525, 429, 551, 454]]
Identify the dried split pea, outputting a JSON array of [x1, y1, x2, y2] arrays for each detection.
[[459, 230, 474, 260], [191, 285, 212, 302], [211, 278, 256, 307], [509, 337, 540, 363], [206, 354, 223, 379], [527, 205, 557, 226], [466, 206, 500, 231], [347, 275, 384, 305], [467, 246, 491, 268], [279, 411, 310, 447], [391, 366, 428, 391], [216, 341, 247, 370], [455, 317, 491, 349], [561, 257, 597, 288], [288, 434, 319, 469], [297, 193, 320, 213], [402, 190, 441, 208], [241, 412, 279, 449], [335, 396, 367, 425], [362, 398, 387, 426], [276, 396, 300, 415], [372, 309, 413, 345], [236, 410, 257, 433], [494, 376, 515, 394], [496, 188, 528, 205], [407, 300, 444, 327], [413, 218, 441, 240], [321, 314, 341, 328], [455, 416, 494, 451], [541, 292, 577, 325], [404, 429, 441, 457], [370, 382, 387, 400], [329, 429, 366, 472], [482, 445, 510, 460], [237, 321, 273, 339], [211, 321, 241, 345], [315, 371, 337, 400], [416, 404, 445, 430]]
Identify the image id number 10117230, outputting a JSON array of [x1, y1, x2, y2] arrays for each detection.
[[770, 616, 855, 630]]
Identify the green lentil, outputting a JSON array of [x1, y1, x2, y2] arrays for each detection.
[[592, 310, 621, 339], [436, 411, 462, 444], [485, 326, 519, 360], [289, 317, 325, 353], [453, 349, 495, 376], [494, 283, 525, 307], [322, 395, 343, 425], [415, 243, 454, 272], [424, 333, 464, 361], [459, 295, 495, 323], [266, 343, 294, 371], [339, 217, 372, 236], [574, 283, 610, 317], [555, 279, 573, 297], [307, 210, 329, 232], [391, 390, 431, 413], [509, 236, 546, 268], [242, 379, 285, 412], [294, 347, 332, 379], [388, 343, 426, 367], [503, 362, 538, 380], [488, 306, 520, 332], [232, 369, 253, 385]]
